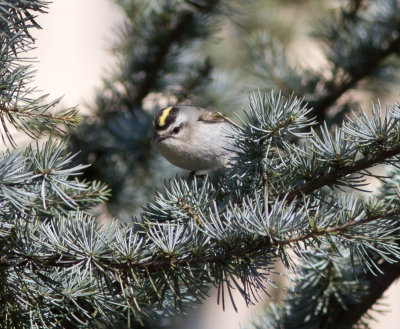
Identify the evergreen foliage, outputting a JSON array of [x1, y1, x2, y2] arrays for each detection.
[[2, 0, 400, 328]]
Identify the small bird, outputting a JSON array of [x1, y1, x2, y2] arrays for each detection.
[[153, 105, 237, 176]]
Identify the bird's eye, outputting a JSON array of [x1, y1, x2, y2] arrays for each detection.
[[172, 126, 180, 134]]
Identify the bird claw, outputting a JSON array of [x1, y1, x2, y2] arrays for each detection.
[[188, 171, 206, 180]]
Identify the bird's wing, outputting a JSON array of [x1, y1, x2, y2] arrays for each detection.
[[198, 108, 233, 124]]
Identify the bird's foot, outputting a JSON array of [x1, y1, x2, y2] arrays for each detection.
[[188, 171, 206, 180]]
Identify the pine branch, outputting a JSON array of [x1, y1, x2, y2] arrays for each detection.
[[284, 209, 400, 245], [0, 139, 108, 213], [0, 106, 78, 123], [0, 104, 80, 138], [132, 11, 194, 107], [125, 0, 221, 108], [139, 208, 400, 274], [312, 31, 400, 123], [1, 206, 398, 274], [174, 58, 213, 103], [0, 0, 80, 145], [5, 0, 400, 327], [285, 143, 400, 201], [332, 261, 400, 328], [347, 0, 366, 19]]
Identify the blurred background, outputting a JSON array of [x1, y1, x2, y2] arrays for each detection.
[[30, 1, 400, 328], [31, 0, 123, 112]]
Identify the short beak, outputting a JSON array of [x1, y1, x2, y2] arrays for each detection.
[[154, 134, 167, 143]]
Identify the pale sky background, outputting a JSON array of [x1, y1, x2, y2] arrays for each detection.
[[29, 1, 400, 328], [31, 0, 124, 112]]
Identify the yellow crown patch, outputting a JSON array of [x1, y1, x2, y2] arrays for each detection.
[[158, 107, 173, 127]]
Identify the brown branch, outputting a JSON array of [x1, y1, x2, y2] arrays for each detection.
[[333, 261, 400, 328], [2, 197, 400, 328], [132, 11, 194, 107], [0, 106, 77, 123], [2, 207, 400, 274], [311, 28, 400, 124], [131, 1, 219, 108], [175, 59, 212, 103], [347, 0, 367, 21], [285, 143, 400, 202]]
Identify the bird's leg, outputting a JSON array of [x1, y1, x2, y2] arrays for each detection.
[[188, 170, 196, 180], [188, 171, 206, 180]]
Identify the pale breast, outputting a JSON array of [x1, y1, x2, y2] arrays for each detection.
[[156, 121, 236, 171]]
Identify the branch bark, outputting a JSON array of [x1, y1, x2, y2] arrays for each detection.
[[285, 143, 400, 201], [132, 11, 194, 107], [311, 27, 400, 124], [2, 208, 400, 275], [333, 261, 400, 328]]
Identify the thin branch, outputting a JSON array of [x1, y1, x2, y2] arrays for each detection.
[[285, 143, 400, 201], [175, 59, 213, 103], [2, 208, 400, 275], [132, 11, 194, 107], [333, 260, 400, 328], [346, 0, 366, 21], [0, 106, 78, 123], [311, 30, 400, 124], [131, 1, 220, 107]]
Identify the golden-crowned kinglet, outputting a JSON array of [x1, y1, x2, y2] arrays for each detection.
[[153, 105, 236, 173]]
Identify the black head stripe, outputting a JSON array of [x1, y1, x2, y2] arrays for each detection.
[[154, 106, 179, 130]]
